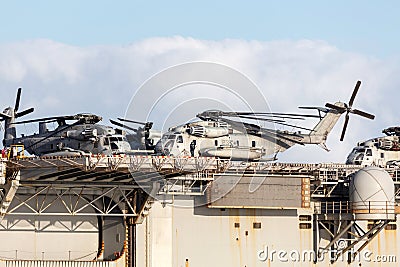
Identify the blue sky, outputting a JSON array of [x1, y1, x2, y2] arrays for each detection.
[[1, 1, 400, 162], [1, 1, 399, 57]]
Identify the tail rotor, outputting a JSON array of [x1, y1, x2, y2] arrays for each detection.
[[325, 81, 375, 141]]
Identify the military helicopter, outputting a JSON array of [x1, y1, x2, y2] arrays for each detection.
[[155, 81, 375, 161], [110, 118, 162, 151], [346, 126, 400, 167], [1, 88, 131, 157]]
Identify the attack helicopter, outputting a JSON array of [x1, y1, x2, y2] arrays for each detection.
[[110, 118, 162, 151], [1, 88, 131, 157], [155, 81, 375, 161]]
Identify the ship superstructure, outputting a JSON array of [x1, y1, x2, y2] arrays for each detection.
[[0, 155, 399, 266]]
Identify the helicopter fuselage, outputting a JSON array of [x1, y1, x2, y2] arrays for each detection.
[[154, 120, 287, 160], [7, 123, 131, 156], [346, 135, 400, 167]]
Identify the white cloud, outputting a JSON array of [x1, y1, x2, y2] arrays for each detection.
[[0, 37, 399, 163]]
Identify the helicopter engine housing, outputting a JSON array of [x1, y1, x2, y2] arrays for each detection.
[[66, 128, 97, 141], [189, 125, 229, 138]]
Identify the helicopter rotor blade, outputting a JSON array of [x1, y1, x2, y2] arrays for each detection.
[[259, 127, 305, 145], [212, 111, 320, 119], [117, 118, 147, 126], [15, 108, 34, 118], [0, 112, 11, 120], [298, 106, 330, 113], [352, 109, 375, 120], [261, 112, 320, 119], [270, 120, 314, 132], [218, 115, 309, 141], [337, 80, 374, 141], [235, 115, 286, 123], [219, 116, 297, 145], [12, 117, 53, 125], [228, 115, 313, 131], [12, 115, 74, 125], [110, 119, 138, 132], [206, 111, 306, 147], [14, 88, 21, 112], [236, 114, 305, 121], [325, 103, 346, 113], [349, 80, 361, 107], [340, 114, 350, 141]]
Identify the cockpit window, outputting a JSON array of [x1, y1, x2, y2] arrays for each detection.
[[110, 137, 124, 142], [111, 143, 118, 150], [168, 135, 176, 140], [355, 154, 364, 161]]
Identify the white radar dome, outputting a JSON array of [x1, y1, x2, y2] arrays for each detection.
[[349, 167, 395, 220]]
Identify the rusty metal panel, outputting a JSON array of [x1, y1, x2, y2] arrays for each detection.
[[207, 174, 309, 208], [302, 177, 311, 208]]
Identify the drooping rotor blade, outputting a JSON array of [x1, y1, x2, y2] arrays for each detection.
[[220, 116, 301, 145], [110, 119, 138, 132], [236, 114, 305, 121], [15, 88, 21, 112], [236, 115, 314, 131], [340, 114, 350, 141], [349, 80, 361, 107], [264, 112, 320, 119], [15, 107, 34, 118], [216, 114, 305, 146], [241, 116, 312, 131], [215, 112, 314, 135], [260, 127, 305, 146], [219, 115, 310, 140], [270, 120, 314, 132], [352, 109, 375, 120], [235, 115, 286, 123], [325, 103, 346, 113], [213, 111, 320, 119], [117, 118, 147, 126], [12, 118, 52, 124]]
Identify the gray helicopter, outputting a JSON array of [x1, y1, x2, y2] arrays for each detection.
[[1, 88, 131, 157], [155, 81, 375, 161]]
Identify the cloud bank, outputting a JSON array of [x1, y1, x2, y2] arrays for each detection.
[[1, 37, 399, 162]]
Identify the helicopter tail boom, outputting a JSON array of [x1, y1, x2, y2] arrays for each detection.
[[308, 101, 344, 142]]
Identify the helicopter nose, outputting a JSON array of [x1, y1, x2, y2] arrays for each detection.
[[155, 141, 166, 154]]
